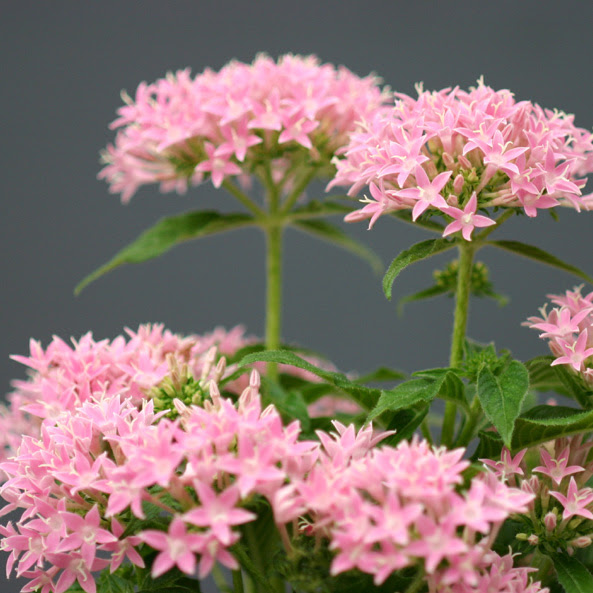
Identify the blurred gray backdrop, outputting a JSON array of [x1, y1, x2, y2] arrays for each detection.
[[3, 1, 593, 591]]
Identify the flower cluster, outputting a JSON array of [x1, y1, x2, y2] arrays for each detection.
[[525, 285, 593, 388], [0, 367, 547, 593], [330, 79, 593, 239], [0, 372, 320, 593], [487, 437, 593, 560], [274, 432, 543, 591], [0, 323, 333, 465], [99, 53, 388, 201]]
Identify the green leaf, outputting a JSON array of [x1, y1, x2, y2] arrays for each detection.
[[383, 238, 455, 300], [398, 284, 451, 315], [237, 350, 381, 411], [525, 355, 569, 395], [512, 405, 593, 450], [369, 371, 467, 421], [260, 377, 311, 432], [553, 552, 593, 593], [75, 210, 255, 294], [487, 240, 593, 284], [97, 571, 136, 593], [553, 363, 593, 408], [381, 403, 430, 445], [292, 218, 382, 273], [472, 430, 504, 462], [353, 367, 406, 384], [477, 361, 529, 448]]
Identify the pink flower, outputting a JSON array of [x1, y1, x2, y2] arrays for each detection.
[[533, 446, 584, 485], [550, 477, 593, 520], [140, 518, 204, 578], [331, 79, 593, 235], [442, 192, 496, 241]]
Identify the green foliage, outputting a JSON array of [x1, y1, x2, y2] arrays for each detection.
[[237, 350, 382, 411], [368, 369, 468, 421], [476, 360, 529, 448], [398, 260, 508, 313], [292, 218, 383, 273], [511, 405, 593, 451], [487, 240, 593, 284], [382, 238, 455, 300], [260, 376, 312, 433], [552, 553, 593, 593], [75, 210, 255, 294]]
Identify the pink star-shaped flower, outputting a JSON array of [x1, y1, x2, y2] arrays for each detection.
[[550, 477, 593, 520], [532, 446, 584, 486], [442, 192, 496, 241], [395, 166, 451, 221]]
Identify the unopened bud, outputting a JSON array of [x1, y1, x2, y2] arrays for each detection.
[[571, 536, 592, 548], [544, 511, 557, 532], [453, 174, 464, 195], [209, 380, 221, 405], [213, 356, 227, 382], [467, 168, 479, 183], [249, 369, 261, 390], [458, 154, 472, 169], [424, 161, 438, 178], [447, 194, 459, 207], [527, 534, 539, 546], [516, 533, 528, 541], [442, 152, 455, 168]]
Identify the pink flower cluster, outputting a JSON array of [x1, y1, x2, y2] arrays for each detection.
[[0, 373, 318, 593], [330, 79, 593, 239], [0, 324, 336, 466], [487, 437, 593, 558], [274, 431, 542, 591], [525, 286, 593, 387], [99, 54, 388, 201], [0, 370, 546, 593]]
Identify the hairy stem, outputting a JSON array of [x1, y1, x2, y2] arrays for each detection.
[[441, 240, 475, 446]]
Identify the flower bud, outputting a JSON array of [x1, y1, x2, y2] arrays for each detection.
[[425, 161, 438, 177], [442, 152, 455, 169], [571, 536, 592, 548], [544, 511, 557, 532], [458, 154, 472, 169], [527, 534, 539, 546], [453, 174, 464, 195], [447, 194, 459, 207]]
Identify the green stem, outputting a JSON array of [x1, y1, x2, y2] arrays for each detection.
[[232, 569, 245, 593], [280, 165, 320, 214], [455, 395, 482, 447], [441, 240, 475, 446], [222, 179, 266, 218], [265, 222, 284, 379], [212, 563, 233, 593], [404, 566, 427, 593]]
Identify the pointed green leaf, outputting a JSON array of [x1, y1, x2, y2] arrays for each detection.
[[381, 403, 430, 445], [512, 405, 593, 450], [260, 377, 311, 432], [353, 367, 406, 384], [472, 430, 504, 462], [553, 553, 593, 593], [383, 238, 455, 300], [487, 240, 593, 284], [75, 210, 255, 294], [369, 371, 467, 421], [238, 350, 381, 411], [398, 284, 451, 315], [477, 361, 529, 448], [292, 219, 382, 273], [552, 363, 593, 408], [525, 355, 568, 395]]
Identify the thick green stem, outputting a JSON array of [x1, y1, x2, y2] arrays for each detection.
[[441, 241, 475, 446], [265, 224, 283, 379], [232, 569, 245, 593], [455, 395, 482, 447], [404, 567, 427, 593]]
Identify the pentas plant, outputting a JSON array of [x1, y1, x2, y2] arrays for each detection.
[[6, 57, 593, 593], [77, 53, 388, 371]]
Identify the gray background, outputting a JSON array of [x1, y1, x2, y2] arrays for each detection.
[[2, 1, 593, 590]]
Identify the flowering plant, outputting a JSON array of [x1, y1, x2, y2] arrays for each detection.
[[3, 54, 593, 593]]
